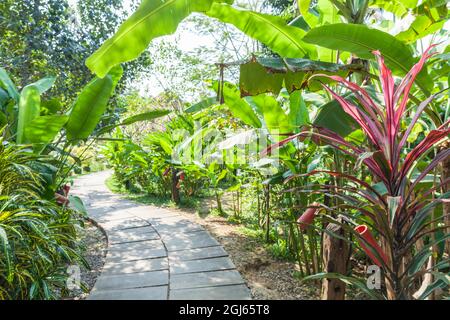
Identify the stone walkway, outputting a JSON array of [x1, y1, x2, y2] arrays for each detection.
[[72, 171, 251, 300]]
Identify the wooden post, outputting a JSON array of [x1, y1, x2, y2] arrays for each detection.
[[321, 221, 349, 300]]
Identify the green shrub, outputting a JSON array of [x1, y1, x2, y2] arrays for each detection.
[[0, 141, 86, 300]]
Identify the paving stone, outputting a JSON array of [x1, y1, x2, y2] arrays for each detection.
[[170, 257, 235, 274], [95, 210, 137, 223], [131, 207, 180, 219], [150, 215, 193, 226], [163, 231, 220, 251], [170, 284, 251, 300], [153, 222, 204, 235], [170, 270, 245, 290], [94, 270, 168, 290], [102, 257, 168, 274], [89, 286, 168, 300], [169, 246, 228, 261], [72, 171, 251, 300], [101, 218, 150, 231], [108, 227, 160, 244], [109, 239, 163, 252], [107, 248, 167, 262]]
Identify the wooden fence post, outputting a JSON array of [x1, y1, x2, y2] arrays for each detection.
[[321, 221, 349, 300]]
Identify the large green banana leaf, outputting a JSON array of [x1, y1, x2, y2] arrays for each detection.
[[239, 56, 364, 96], [303, 23, 432, 93], [247, 94, 292, 138], [86, 0, 232, 77], [65, 76, 114, 141], [206, 3, 317, 59], [221, 82, 262, 129], [121, 110, 171, 125], [313, 97, 359, 137], [395, 16, 445, 44], [370, 0, 410, 16], [0, 68, 20, 103], [245, 91, 309, 140], [24, 115, 69, 144], [298, 0, 318, 28], [0, 88, 9, 108], [16, 85, 41, 144], [185, 97, 217, 113], [289, 90, 309, 131], [32, 77, 56, 94]]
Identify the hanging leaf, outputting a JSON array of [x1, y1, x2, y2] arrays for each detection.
[[298, 0, 318, 28], [239, 56, 364, 96], [121, 110, 170, 125], [86, 0, 231, 77], [65, 76, 113, 141], [246, 94, 292, 139], [221, 82, 262, 129], [24, 115, 69, 144], [16, 85, 41, 144], [68, 195, 88, 216], [31, 77, 56, 94], [396, 16, 445, 44], [288, 90, 309, 131], [303, 23, 432, 93], [0, 68, 20, 103], [185, 97, 217, 113], [206, 3, 317, 59]]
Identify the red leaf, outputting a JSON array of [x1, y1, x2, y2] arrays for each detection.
[[321, 85, 384, 149], [373, 50, 396, 163], [297, 204, 320, 230], [393, 45, 437, 128], [354, 225, 388, 267]]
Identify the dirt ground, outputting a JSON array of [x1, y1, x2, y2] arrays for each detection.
[[170, 206, 320, 300], [68, 220, 108, 300]]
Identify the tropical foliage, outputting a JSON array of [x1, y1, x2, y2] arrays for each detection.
[[0, 0, 448, 300], [95, 0, 449, 300]]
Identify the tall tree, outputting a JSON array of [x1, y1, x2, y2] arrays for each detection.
[[0, 0, 149, 105]]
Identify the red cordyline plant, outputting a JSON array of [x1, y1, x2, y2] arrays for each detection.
[[267, 45, 450, 300]]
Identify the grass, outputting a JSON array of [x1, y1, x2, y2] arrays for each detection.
[[105, 175, 204, 209]]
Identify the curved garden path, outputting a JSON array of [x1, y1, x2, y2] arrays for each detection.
[[72, 171, 251, 300]]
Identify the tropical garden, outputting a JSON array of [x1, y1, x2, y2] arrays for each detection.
[[0, 0, 449, 300]]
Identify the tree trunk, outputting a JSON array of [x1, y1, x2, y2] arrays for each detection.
[[215, 190, 223, 214], [321, 222, 349, 300], [171, 168, 180, 204]]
